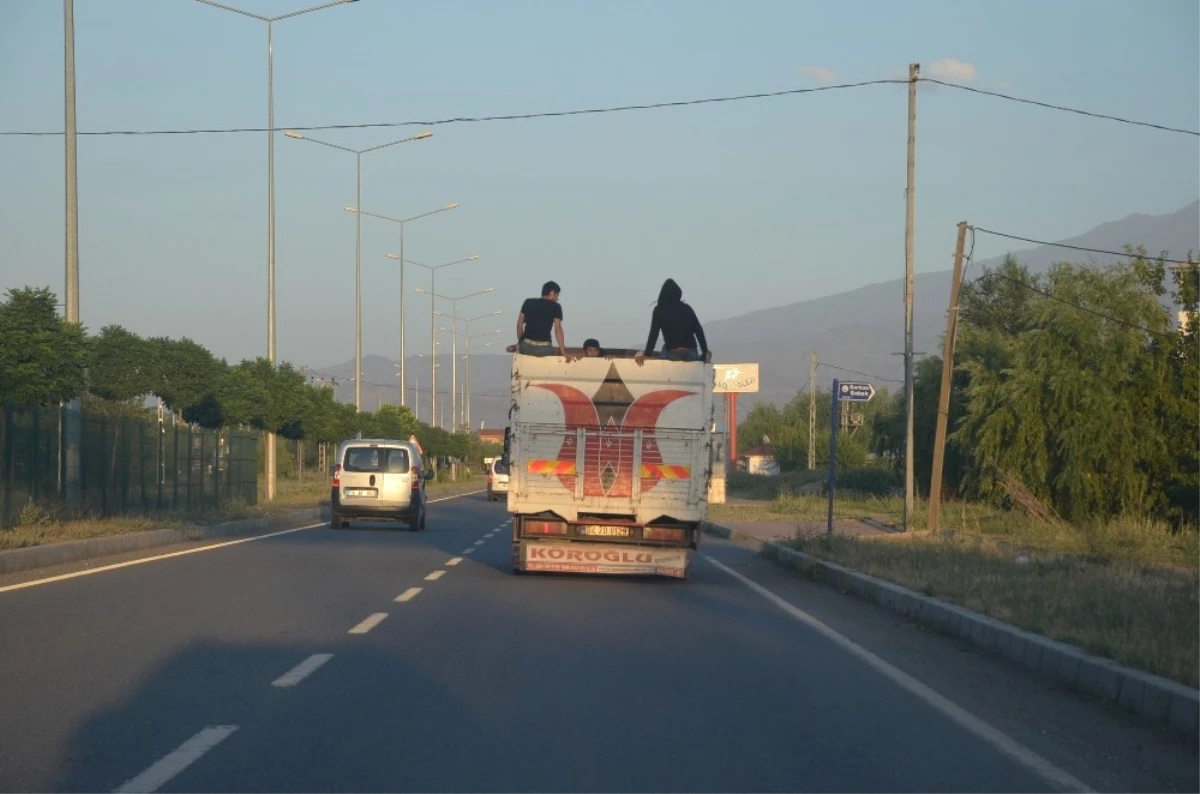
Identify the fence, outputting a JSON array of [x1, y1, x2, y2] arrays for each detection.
[[0, 404, 258, 527]]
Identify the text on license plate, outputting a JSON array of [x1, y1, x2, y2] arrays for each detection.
[[578, 525, 631, 537], [344, 488, 376, 497]]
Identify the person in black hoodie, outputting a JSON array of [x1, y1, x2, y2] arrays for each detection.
[[635, 278, 711, 365]]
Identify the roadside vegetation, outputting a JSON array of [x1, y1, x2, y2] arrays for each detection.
[[0, 285, 500, 536], [718, 252, 1199, 685]]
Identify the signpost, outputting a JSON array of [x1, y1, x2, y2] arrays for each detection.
[[712, 363, 759, 474], [827, 378, 877, 533]]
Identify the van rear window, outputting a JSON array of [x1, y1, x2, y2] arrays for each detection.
[[343, 447, 410, 473], [492, 460, 509, 475]]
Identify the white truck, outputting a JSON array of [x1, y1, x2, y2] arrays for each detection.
[[505, 351, 715, 579]]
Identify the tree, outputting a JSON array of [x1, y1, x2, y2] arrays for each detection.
[[88, 325, 155, 403], [0, 287, 88, 406], [952, 254, 1190, 523], [147, 336, 225, 424]]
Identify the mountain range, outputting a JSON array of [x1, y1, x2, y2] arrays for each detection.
[[316, 200, 1199, 429]]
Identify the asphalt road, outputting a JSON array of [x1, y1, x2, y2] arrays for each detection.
[[0, 491, 1195, 793]]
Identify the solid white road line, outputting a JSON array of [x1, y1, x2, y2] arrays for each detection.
[[445, 557, 463, 566], [428, 490, 484, 503], [271, 654, 333, 688], [113, 725, 238, 793], [348, 612, 389, 634], [0, 524, 325, 595], [425, 570, 446, 581], [2, 490, 490, 596], [703, 555, 1092, 794], [395, 587, 423, 602]]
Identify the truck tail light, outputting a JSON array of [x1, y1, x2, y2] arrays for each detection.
[[523, 520, 567, 535], [331, 464, 342, 489], [643, 526, 687, 542]]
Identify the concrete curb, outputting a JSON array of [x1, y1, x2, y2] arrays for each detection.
[[0, 506, 328, 576], [704, 521, 1200, 738]]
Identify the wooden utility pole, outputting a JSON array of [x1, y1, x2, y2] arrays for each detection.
[[808, 349, 817, 470], [928, 222, 969, 534], [902, 62, 920, 532]]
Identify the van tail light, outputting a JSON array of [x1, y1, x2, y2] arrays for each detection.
[[331, 464, 342, 489], [411, 466, 421, 493], [487, 474, 493, 484], [523, 519, 567, 536], [643, 526, 688, 542]]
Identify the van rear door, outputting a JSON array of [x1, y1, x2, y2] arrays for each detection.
[[340, 445, 412, 508]]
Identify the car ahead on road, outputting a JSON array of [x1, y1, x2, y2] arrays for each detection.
[[330, 438, 434, 530], [487, 457, 510, 502]]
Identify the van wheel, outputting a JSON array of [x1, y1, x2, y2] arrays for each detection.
[[420, 507, 427, 530], [330, 514, 343, 529]]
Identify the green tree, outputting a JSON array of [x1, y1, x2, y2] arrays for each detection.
[[0, 287, 88, 405], [953, 255, 1186, 523], [147, 336, 225, 423], [88, 325, 155, 402]]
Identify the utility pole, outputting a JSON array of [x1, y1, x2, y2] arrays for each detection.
[[928, 222, 969, 534], [903, 61, 920, 531], [808, 349, 817, 470], [63, 0, 82, 510]]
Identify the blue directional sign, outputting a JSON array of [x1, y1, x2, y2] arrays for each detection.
[[837, 381, 876, 402]]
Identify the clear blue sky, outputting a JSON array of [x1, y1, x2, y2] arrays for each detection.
[[2, 0, 1197, 372]]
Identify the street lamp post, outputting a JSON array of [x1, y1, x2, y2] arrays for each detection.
[[426, 288, 495, 431], [453, 311, 502, 429], [401, 255, 482, 429], [194, 0, 357, 502], [462, 328, 500, 430], [342, 202, 460, 407], [284, 132, 433, 411]]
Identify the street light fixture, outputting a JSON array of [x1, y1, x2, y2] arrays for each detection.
[[400, 255, 483, 429], [460, 329, 501, 430], [341, 201, 459, 407], [426, 288, 495, 431], [194, 0, 357, 502], [284, 132, 433, 411], [453, 311, 503, 429]]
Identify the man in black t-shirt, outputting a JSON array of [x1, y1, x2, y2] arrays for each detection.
[[510, 280, 571, 359]]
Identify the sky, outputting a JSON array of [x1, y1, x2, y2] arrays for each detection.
[[1, 0, 1197, 378]]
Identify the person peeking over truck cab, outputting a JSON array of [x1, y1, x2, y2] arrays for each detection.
[[582, 338, 613, 360], [635, 278, 711, 366], [508, 280, 573, 360]]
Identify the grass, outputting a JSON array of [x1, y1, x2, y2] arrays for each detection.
[[713, 474, 1200, 686], [790, 531, 1199, 688], [0, 473, 482, 551]]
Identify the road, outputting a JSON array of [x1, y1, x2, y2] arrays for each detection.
[[0, 491, 1195, 793]]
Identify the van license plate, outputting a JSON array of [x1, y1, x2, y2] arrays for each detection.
[[344, 488, 376, 498], [578, 525, 630, 537]]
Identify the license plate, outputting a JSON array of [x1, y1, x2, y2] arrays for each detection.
[[344, 488, 376, 498], [578, 525, 631, 537]]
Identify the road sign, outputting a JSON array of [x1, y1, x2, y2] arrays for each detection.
[[837, 381, 876, 402], [713, 363, 759, 394]]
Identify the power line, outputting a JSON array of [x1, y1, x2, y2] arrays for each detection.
[[4, 77, 1194, 138], [818, 362, 903, 384], [972, 227, 1197, 266], [0, 80, 904, 137], [304, 367, 506, 399], [922, 78, 1199, 136], [973, 270, 1178, 341]]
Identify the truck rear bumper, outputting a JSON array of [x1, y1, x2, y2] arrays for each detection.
[[513, 539, 690, 579]]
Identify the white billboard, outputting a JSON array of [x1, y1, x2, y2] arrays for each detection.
[[713, 363, 760, 393]]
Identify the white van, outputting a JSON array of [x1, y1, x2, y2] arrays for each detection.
[[487, 457, 511, 502], [330, 438, 434, 530]]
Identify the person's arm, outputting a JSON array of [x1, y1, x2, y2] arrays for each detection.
[[643, 308, 662, 355], [691, 305, 711, 361], [515, 312, 526, 345], [554, 318, 569, 359]]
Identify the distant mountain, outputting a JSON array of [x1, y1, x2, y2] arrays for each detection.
[[706, 201, 1199, 409], [313, 201, 1198, 425], [312, 352, 513, 431]]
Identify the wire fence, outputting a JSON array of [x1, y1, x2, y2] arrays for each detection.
[[0, 404, 258, 527]]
